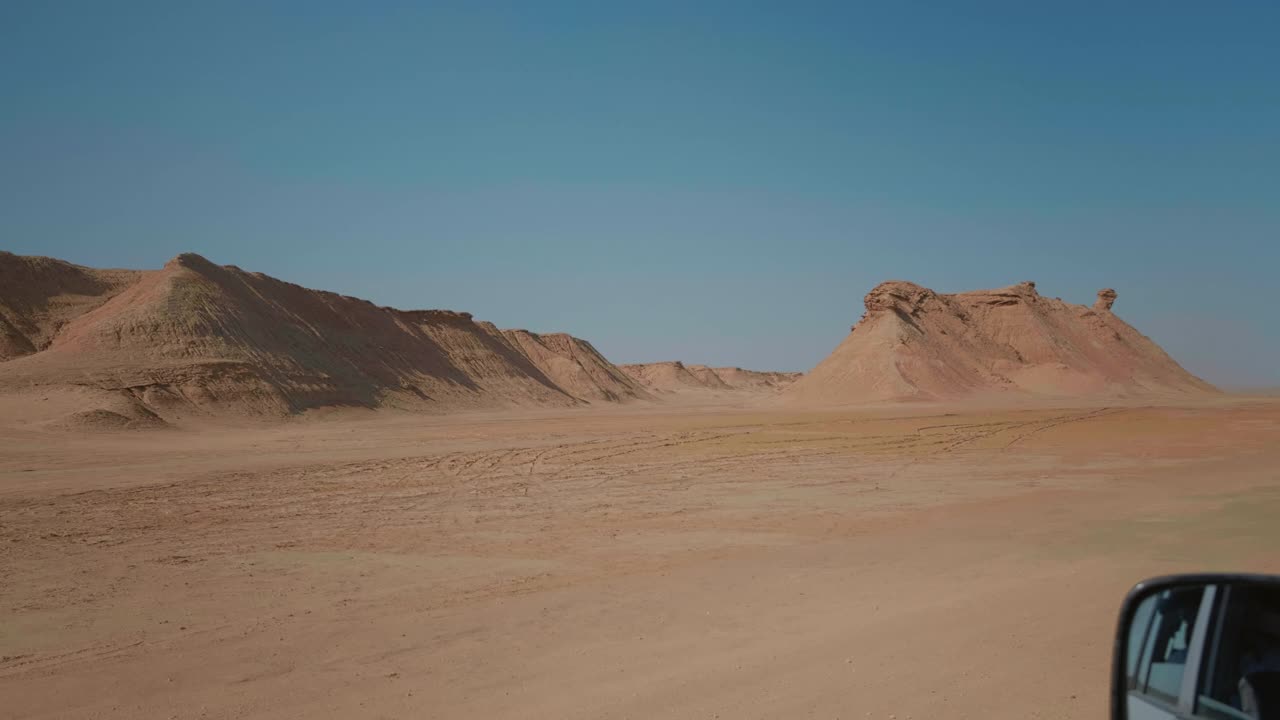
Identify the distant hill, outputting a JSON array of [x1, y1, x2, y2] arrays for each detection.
[[708, 366, 802, 391], [785, 280, 1217, 405], [620, 361, 800, 395], [4, 253, 1213, 427], [0, 252, 644, 426]]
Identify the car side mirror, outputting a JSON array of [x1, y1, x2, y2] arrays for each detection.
[[1112, 574, 1280, 720]]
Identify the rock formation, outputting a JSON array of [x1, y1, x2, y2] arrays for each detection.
[[785, 280, 1217, 404], [0, 252, 645, 425], [1094, 288, 1118, 311]]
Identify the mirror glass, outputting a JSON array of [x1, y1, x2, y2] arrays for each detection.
[[1121, 581, 1280, 720]]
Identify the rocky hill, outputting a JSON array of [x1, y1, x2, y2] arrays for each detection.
[[0, 252, 644, 427], [785, 280, 1217, 404]]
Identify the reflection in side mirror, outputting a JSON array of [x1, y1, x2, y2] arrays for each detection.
[[1112, 575, 1280, 720]]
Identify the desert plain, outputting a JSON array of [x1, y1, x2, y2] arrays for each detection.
[[4, 394, 1279, 719]]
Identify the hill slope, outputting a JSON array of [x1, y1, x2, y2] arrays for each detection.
[[685, 364, 733, 390], [0, 252, 141, 361], [620, 361, 800, 395], [0, 253, 642, 424], [785, 281, 1217, 405], [619, 361, 715, 393], [500, 329, 650, 403]]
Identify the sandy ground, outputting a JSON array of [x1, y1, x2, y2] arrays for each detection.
[[2, 398, 1279, 719]]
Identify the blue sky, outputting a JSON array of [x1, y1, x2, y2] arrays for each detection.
[[3, 1, 1277, 385]]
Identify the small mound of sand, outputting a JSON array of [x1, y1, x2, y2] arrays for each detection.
[[49, 408, 168, 432]]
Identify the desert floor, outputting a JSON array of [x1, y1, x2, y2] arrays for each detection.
[[2, 397, 1279, 719]]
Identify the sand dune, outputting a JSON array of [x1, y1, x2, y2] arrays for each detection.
[[786, 280, 1217, 404]]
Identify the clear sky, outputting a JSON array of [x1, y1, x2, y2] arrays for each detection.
[[3, 2, 1278, 385]]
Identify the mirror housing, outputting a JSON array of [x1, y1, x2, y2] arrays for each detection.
[[1112, 573, 1280, 720]]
